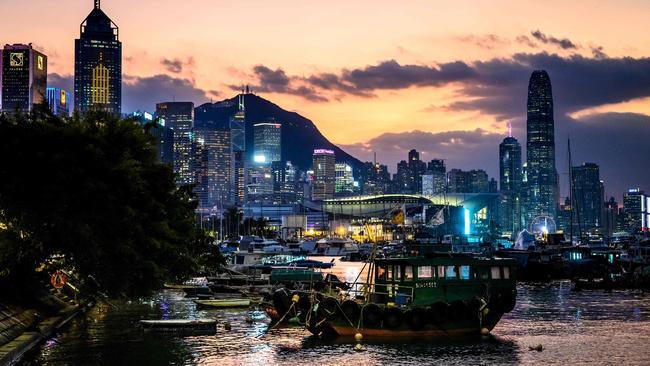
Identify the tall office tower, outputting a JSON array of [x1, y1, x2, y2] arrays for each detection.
[[312, 149, 336, 200], [132, 111, 173, 165], [359, 161, 391, 195], [499, 135, 523, 235], [156, 102, 194, 186], [603, 197, 620, 237], [571, 163, 603, 230], [622, 188, 648, 233], [194, 127, 232, 209], [394, 160, 410, 193], [230, 93, 246, 204], [74, 0, 122, 115], [253, 121, 281, 164], [46, 88, 70, 117], [525, 70, 558, 225], [335, 163, 354, 196], [272, 160, 298, 203], [407, 149, 427, 193], [1, 44, 47, 113], [427, 159, 447, 193]]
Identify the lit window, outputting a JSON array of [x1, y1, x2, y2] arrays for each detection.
[[404, 266, 413, 280], [503, 267, 510, 279], [460, 266, 470, 280], [437, 266, 445, 278], [491, 266, 501, 279], [394, 265, 401, 280], [445, 266, 457, 279], [418, 266, 432, 278]]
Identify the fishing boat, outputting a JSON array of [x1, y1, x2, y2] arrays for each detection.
[[265, 253, 517, 339], [164, 277, 212, 297], [194, 298, 251, 308]]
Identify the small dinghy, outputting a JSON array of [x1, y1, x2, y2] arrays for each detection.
[[194, 298, 251, 308]]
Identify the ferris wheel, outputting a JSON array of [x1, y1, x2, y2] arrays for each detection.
[[529, 215, 556, 235]]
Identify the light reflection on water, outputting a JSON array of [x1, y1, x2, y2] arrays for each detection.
[[22, 259, 650, 365]]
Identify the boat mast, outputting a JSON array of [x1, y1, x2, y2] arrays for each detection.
[[568, 138, 574, 244]]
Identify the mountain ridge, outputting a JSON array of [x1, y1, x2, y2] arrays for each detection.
[[194, 93, 363, 172]]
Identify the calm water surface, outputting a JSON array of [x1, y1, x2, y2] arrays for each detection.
[[21, 259, 650, 365]]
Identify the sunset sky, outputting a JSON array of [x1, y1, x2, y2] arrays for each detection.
[[2, 0, 650, 199]]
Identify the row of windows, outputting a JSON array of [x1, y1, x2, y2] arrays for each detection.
[[377, 264, 511, 281]]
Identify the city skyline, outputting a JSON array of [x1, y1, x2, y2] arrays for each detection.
[[1, 0, 649, 199]]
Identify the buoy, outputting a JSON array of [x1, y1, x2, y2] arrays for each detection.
[[245, 315, 254, 323], [354, 332, 363, 342], [224, 322, 232, 331], [354, 343, 364, 352], [292, 294, 300, 303], [481, 327, 490, 336]]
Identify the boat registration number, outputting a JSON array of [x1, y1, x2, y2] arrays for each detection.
[[415, 282, 437, 288]]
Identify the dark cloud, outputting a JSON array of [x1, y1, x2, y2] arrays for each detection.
[[343, 112, 650, 200], [530, 30, 578, 50], [160, 57, 195, 74], [516, 35, 538, 48], [122, 74, 210, 113], [236, 65, 328, 102]]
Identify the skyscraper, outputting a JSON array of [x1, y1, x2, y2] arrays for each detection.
[[46, 87, 70, 117], [253, 121, 281, 164], [335, 163, 354, 195], [427, 159, 447, 194], [622, 188, 648, 233], [499, 135, 523, 236], [194, 127, 232, 209], [74, 0, 122, 115], [156, 102, 194, 186], [1, 44, 47, 113], [312, 149, 336, 200], [230, 93, 246, 204], [571, 163, 603, 230], [525, 70, 557, 225]]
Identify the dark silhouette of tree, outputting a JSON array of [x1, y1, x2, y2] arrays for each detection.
[[0, 110, 217, 298]]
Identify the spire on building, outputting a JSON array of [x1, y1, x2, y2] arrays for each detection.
[[95, 0, 100, 9], [508, 122, 512, 137]]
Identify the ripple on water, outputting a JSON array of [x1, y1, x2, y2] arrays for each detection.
[[23, 281, 650, 366]]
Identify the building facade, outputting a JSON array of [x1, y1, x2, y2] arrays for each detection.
[[525, 70, 558, 225], [335, 163, 355, 196], [1, 44, 47, 113], [194, 127, 232, 210], [46, 87, 70, 117], [74, 1, 122, 115], [622, 188, 649, 233], [156, 102, 194, 186], [499, 136, 523, 236], [571, 163, 603, 231], [230, 93, 246, 204], [312, 149, 336, 200], [253, 122, 281, 164]]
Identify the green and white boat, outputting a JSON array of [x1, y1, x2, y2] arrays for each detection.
[[267, 253, 517, 339]]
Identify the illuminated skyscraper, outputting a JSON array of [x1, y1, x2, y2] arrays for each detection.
[[74, 0, 121, 115], [156, 102, 194, 186], [230, 93, 246, 204], [46, 87, 70, 117], [194, 127, 232, 209], [335, 163, 354, 195], [312, 149, 336, 200], [571, 163, 603, 230], [525, 70, 557, 225], [499, 134, 523, 236], [253, 121, 281, 164], [1, 44, 47, 113]]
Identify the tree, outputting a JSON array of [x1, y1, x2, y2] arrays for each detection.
[[0, 110, 214, 298]]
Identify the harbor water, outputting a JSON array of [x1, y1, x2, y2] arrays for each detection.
[[20, 259, 650, 365]]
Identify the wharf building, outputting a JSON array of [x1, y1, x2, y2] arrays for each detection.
[[1, 44, 47, 113], [74, 0, 122, 115]]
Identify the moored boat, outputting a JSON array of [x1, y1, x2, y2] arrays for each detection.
[[265, 253, 517, 339], [194, 298, 252, 308]]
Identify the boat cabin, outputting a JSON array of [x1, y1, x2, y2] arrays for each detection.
[[371, 254, 517, 307]]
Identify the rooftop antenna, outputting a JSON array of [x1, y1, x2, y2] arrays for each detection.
[[507, 121, 513, 137], [95, 0, 100, 9]]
